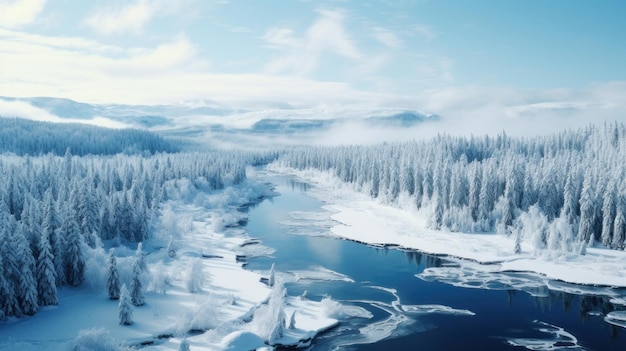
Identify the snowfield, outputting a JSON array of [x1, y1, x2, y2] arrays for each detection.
[[0, 175, 360, 351], [269, 166, 626, 293]]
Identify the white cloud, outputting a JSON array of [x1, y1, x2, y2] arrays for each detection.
[[0, 0, 47, 28], [413, 24, 436, 41], [264, 9, 361, 76], [263, 27, 303, 49], [84, 0, 185, 35], [372, 27, 403, 49], [0, 28, 392, 106]]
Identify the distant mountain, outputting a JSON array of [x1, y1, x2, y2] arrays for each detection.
[[1, 96, 234, 128], [250, 111, 438, 134], [0, 96, 442, 146]]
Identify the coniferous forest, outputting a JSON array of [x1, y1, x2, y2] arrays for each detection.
[[0, 120, 274, 319], [275, 123, 626, 254], [3, 118, 626, 324]]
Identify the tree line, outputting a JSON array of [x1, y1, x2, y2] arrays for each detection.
[[275, 122, 626, 253], [0, 117, 179, 156]]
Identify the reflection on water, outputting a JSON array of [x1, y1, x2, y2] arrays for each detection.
[[244, 173, 626, 350], [286, 178, 311, 192]]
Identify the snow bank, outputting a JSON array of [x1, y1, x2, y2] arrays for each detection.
[[269, 167, 626, 288]]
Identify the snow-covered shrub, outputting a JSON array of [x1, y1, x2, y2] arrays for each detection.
[[251, 283, 286, 342], [164, 178, 199, 203], [191, 296, 220, 331], [158, 206, 192, 241], [517, 205, 549, 255], [185, 258, 206, 293], [67, 328, 133, 351], [83, 246, 108, 292], [149, 260, 170, 294]]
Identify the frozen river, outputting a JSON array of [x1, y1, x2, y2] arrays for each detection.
[[244, 171, 626, 350]]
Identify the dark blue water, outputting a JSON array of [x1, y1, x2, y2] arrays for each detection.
[[245, 173, 626, 351]]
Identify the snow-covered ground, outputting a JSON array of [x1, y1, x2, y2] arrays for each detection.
[[0, 174, 364, 351], [269, 166, 626, 298]]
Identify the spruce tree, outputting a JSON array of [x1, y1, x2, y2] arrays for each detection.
[[0, 224, 20, 317], [612, 197, 626, 250], [0, 250, 17, 318], [130, 257, 145, 306], [15, 225, 38, 315], [106, 248, 120, 300], [36, 230, 58, 306], [63, 212, 85, 287], [118, 284, 133, 325]]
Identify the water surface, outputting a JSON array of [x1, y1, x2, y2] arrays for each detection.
[[245, 172, 626, 350]]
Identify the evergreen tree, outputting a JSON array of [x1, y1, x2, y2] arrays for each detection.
[[0, 249, 17, 318], [62, 212, 85, 287], [36, 230, 58, 306], [15, 225, 38, 315], [118, 284, 133, 325], [612, 196, 626, 250], [130, 257, 145, 306], [106, 248, 121, 300], [135, 242, 147, 272], [0, 221, 20, 317], [468, 164, 481, 222], [601, 186, 616, 247], [577, 173, 596, 243]]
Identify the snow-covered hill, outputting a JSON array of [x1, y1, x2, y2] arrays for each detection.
[[0, 96, 438, 144]]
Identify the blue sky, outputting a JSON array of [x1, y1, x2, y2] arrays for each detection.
[[1, 0, 625, 130]]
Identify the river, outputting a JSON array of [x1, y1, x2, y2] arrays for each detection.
[[243, 171, 626, 350]]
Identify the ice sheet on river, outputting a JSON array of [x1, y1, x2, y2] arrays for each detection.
[[417, 262, 626, 300], [280, 210, 337, 237], [505, 320, 586, 350]]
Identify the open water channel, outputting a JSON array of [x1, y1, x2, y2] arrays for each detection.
[[244, 171, 626, 350]]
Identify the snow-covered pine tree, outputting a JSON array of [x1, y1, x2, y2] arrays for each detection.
[[36, 230, 58, 306], [514, 228, 522, 254], [468, 163, 481, 222], [78, 179, 100, 248], [611, 195, 626, 250], [130, 257, 145, 306], [577, 172, 596, 243], [106, 248, 120, 300], [601, 184, 616, 247], [118, 284, 133, 325], [135, 242, 147, 272], [0, 217, 20, 317], [15, 224, 38, 315], [0, 249, 17, 318], [62, 210, 85, 287]]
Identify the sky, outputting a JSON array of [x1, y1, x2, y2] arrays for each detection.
[[1, 0, 626, 134]]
